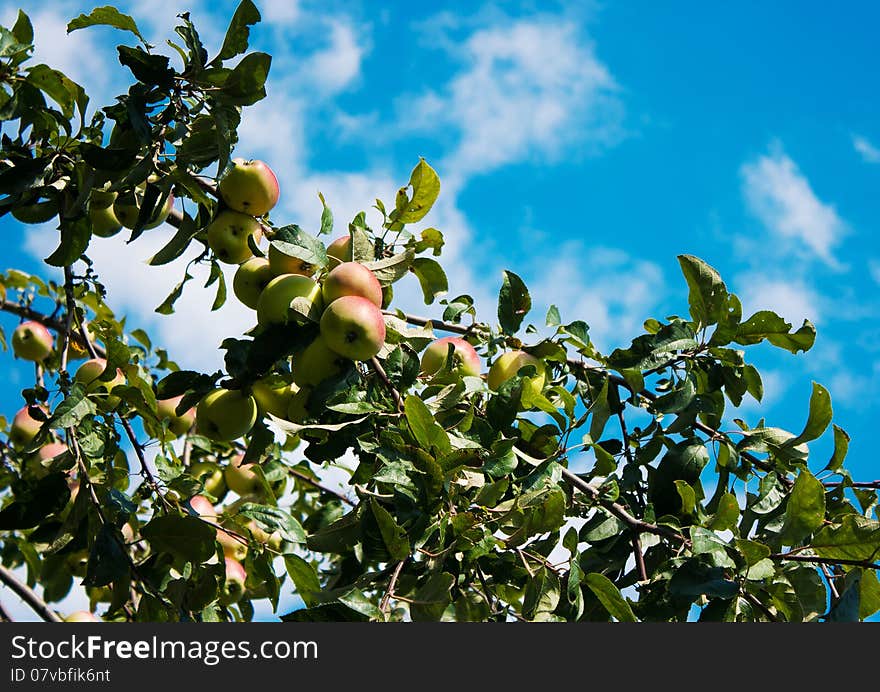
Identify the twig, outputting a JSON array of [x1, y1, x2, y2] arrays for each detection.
[[119, 417, 163, 498], [822, 480, 880, 489], [771, 553, 880, 571], [0, 565, 62, 622], [382, 310, 479, 336], [743, 591, 779, 622], [288, 468, 355, 506], [632, 534, 648, 582], [370, 357, 404, 412], [379, 559, 407, 615]]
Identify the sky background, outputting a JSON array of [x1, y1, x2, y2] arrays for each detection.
[[1, 0, 878, 620]]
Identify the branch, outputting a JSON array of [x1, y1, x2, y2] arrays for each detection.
[[0, 565, 62, 622], [370, 357, 404, 412], [0, 300, 106, 358], [382, 310, 480, 336], [771, 553, 880, 571], [823, 480, 880, 489], [288, 467, 356, 506], [379, 558, 407, 615]]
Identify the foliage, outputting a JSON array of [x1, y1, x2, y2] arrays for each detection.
[[0, 3, 877, 623]]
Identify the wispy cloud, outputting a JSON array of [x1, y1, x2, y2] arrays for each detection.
[[735, 272, 822, 326], [852, 133, 880, 163], [740, 145, 846, 267]]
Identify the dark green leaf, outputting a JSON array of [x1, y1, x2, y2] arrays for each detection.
[[498, 270, 530, 335], [238, 503, 306, 544], [215, 0, 261, 62], [141, 515, 217, 563], [45, 216, 90, 267], [117, 46, 174, 88], [404, 394, 450, 454], [369, 498, 410, 560], [734, 311, 816, 354], [284, 555, 320, 607], [223, 51, 271, 105], [410, 572, 455, 622], [67, 6, 145, 43], [272, 225, 328, 273], [83, 524, 129, 587], [677, 254, 728, 328], [824, 424, 850, 472], [584, 573, 638, 622], [790, 382, 832, 446], [148, 213, 199, 266], [812, 515, 880, 562], [410, 257, 448, 305], [781, 469, 825, 544]]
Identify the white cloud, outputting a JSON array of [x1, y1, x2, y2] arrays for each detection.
[[852, 133, 880, 163], [401, 18, 623, 180], [735, 272, 821, 326], [299, 20, 366, 96], [260, 0, 301, 26], [740, 146, 846, 267]]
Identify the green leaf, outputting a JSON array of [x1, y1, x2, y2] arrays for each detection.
[[677, 254, 728, 328], [410, 257, 448, 305], [369, 498, 410, 560], [206, 260, 227, 311], [522, 567, 561, 621], [395, 158, 440, 224], [546, 305, 561, 327], [67, 6, 145, 44], [141, 515, 217, 563], [860, 569, 880, 620], [271, 225, 328, 273], [668, 559, 738, 599], [364, 249, 415, 286], [26, 64, 83, 119], [413, 227, 443, 255], [498, 270, 531, 335], [237, 503, 306, 544], [707, 492, 740, 532], [0, 473, 70, 530], [45, 216, 90, 267], [812, 515, 880, 562], [83, 524, 129, 587], [674, 480, 696, 516], [789, 382, 832, 446], [607, 321, 698, 371], [404, 394, 450, 455], [734, 311, 816, 353], [155, 271, 193, 315], [284, 555, 320, 607], [781, 469, 826, 545], [117, 46, 174, 88], [50, 385, 97, 428], [410, 572, 455, 622], [12, 10, 33, 45], [215, 0, 261, 62], [223, 51, 272, 105], [734, 539, 771, 567], [827, 571, 862, 622], [318, 192, 333, 236], [267, 413, 368, 436], [148, 212, 199, 266], [584, 573, 638, 622], [824, 424, 850, 472]]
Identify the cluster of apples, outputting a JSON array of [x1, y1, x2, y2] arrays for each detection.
[[87, 178, 175, 239], [193, 158, 391, 442]]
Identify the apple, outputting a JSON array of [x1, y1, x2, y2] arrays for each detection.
[[220, 557, 247, 606], [248, 520, 283, 552], [322, 262, 383, 308], [287, 385, 312, 423], [217, 528, 247, 561], [11, 321, 54, 362], [224, 454, 262, 497], [487, 350, 547, 404], [73, 358, 125, 408], [252, 377, 298, 419], [9, 405, 46, 448], [36, 441, 68, 463], [268, 244, 317, 277], [292, 336, 347, 387], [89, 188, 117, 209], [326, 235, 352, 265], [420, 337, 482, 383], [189, 462, 227, 501], [195, 389, 258, 442], [233, 257, 274, 309], [319, 295, 386, 361], [156, 395, 196, 437], [256, 274, 323, 326], [63, 610, 100, 623], [113, 185, 174, 230], [206, 209, 264, 265], [218, 158, 280, 217], [188, 494, 218, 520], [89, 201, 123, 238]]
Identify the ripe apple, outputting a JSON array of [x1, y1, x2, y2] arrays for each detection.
[[322, 262, 383, 308], [248, 520, 283, 552], [487, 350, 547, 404], [195, 389, 258, 442], [220, 557, 248, 606], [189, 462, 228, 501], [11, 321, 54, 362], [256, 274, 323, 326], [233, 257, 274, 309], [320, 295, 386, 361], [73, 358, 126, 408], [63, 610, 100, 623], [206, 209, 264, 265], [36, 441, 68, 463], [156, 395, 196, 438], [217, 528, 247, 561], [113, 185, 174, 230], [218, 158, 280, 217], [267, 244, 317, 277], [9, 405, 46, 448], [292, 336, 347, 387], [420, 337, 482, 383], [326, 235, 352, 265], [252, 377, 298, 419], [224, 454, 262, 497], [188, 494, 218, 520]]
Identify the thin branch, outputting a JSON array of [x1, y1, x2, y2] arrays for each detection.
[[0, 300, 106, 358], [288, 467, 355, 506], [0, 565, 62, 622], [771, 553, 880, 571], [382, 310, 480, 336], [379, 559, 407, 615], [823, 480, 880, 489], [632, 534, 648, 582], [743, 591, 779, 622], [370, 357, 404, 412], [0, 598, 14, 622], [119, 417, 163, 498]]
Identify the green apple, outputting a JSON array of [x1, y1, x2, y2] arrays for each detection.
[[63, 610, 100, 623], [326, 235, 352, 265], [89, 188, 117, 209], [420, 337, 482, 384], [487, 350, 547, 405], [292, 336, 347, 387], [248, 520, 283, 552], [73, 358, 126, 408], [9, 405, 46, 448], [189, 462, 228, 501], [156, 395, 196, 437], [217, 528, 247, 561], [206, 209, 263, 265], [89, 200, 123, 238], [113, 185, 175, 230], [188, 494, 218, 520], [252, 377, 298, 419], [319, 295, 386, 361], [233, 257, 274, 309], [322, 262, 383, 308], [224, 454, 261, 497], [11, 321, 54, 362], [268, 244, 317, 277], [256, 273, 323, 326], [220, 557, 247, 606], [195, 389, 258, 442], [218, 158, 280, 217]]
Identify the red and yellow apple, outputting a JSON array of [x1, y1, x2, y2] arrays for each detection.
[[256, 274, 323, 326], [206, 209, 263, 265], [267, 245, 317, 277], [9, 405, 46, 448], [218, 158, 280, 217], [319, 295, 386, 361], [420, 336, 482, 384], [220, 558, 247, 605], [11, 321, 54, 362], [233, 257, 274, 309], [156, 395, 196, 437], [326, 235, 352, 265], [322, 262, 383, 308]]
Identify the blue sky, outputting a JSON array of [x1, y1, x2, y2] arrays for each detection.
[[1, 1, 878, 619]]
